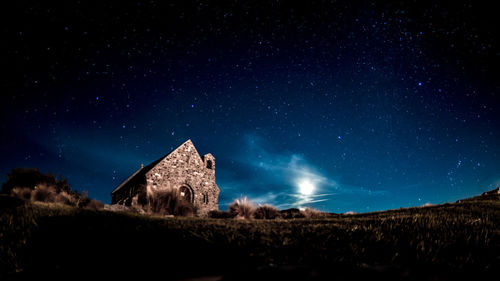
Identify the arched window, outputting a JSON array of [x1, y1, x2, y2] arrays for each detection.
[[206, 160, 213, 169], [179, 186, 193, 203]]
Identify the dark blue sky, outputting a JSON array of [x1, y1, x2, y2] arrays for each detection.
[[2, 1, 499, 213]]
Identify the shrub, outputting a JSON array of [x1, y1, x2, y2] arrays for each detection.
[[10, 187, 32, 200], [54, 191, 75, 205], [147, 189, 196, 216], [9, 184, 104, 209], [228, 197, 255, 219], [280, 208, 305, 219], [3, 168, 103, 208], [254, 205, 281, 219], [76, 191, 91, 208], [1, 168, 71, 195], [31, 184, 58, 202], [301, 207, 327, 218], [208, 210, 235, 219], [85, 199, 105, 210]]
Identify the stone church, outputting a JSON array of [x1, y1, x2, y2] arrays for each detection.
[[111, 139, 220, 216]]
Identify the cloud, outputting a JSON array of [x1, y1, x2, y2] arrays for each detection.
[[218, 134, 340, 209], [216, 133, 394, 213]]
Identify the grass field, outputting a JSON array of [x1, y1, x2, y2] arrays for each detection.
[[1, 192, 500, 280]]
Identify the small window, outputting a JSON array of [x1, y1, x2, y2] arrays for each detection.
[[206, 160, 213, 169], [203, 193, 209, 204]]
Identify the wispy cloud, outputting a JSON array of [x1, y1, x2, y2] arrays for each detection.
[[216, 134, 392, 212], [218, 134, 340, 209]]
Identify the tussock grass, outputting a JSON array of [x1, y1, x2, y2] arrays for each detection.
[[4, 169, 104, 210], [228, 197, 255, 219], [2, 191, 500, 280], [9, 185, 103, 209], [146, 188, 196, 216]]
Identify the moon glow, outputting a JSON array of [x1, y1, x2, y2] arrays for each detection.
[[297, 178, 315, 196]]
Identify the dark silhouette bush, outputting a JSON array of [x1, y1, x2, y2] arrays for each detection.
[[85, 199, 105, 210], [31, 185, 57, 202], [280, 208, 306, 219], [54, 191, 74, 205], [4, 168, 103, 210], [301, 207, 327, 218], [9, 185, 103, 209], [1, 168, 71, 195], [10, 187, 32, 200], [208, 210, 235, 219], [254, 205, 281, 219]]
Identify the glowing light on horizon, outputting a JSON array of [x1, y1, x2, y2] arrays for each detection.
[[297, 178, 316, 196]]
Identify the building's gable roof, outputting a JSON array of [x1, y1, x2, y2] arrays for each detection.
[[111, 139, 203, 194], [111, 156, 163, 194]]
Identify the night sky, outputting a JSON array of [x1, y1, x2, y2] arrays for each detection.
[[2, 1, 499, 213]]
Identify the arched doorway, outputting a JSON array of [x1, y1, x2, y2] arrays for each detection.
[[179, 186, 193, 203]]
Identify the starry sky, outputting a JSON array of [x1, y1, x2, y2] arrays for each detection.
[[2, 1, 499, 213]]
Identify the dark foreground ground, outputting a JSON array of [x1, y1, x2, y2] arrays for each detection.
[[1, 192, 500, 281]]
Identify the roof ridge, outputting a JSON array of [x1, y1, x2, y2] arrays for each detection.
[[111, 166, 143, 194], [111, 139, 200, 195]]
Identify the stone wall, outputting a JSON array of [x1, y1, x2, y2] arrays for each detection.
[[111, 140, 220, 216], [144, 140, 219, 216]]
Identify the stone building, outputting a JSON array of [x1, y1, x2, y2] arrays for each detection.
[[111, 139, 220, 216]]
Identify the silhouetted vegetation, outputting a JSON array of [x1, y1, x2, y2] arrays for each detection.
[[2, 168, 103, 209], [301, 207, 327, 218], [2, 188, 500, 280], [1, 168, 71, 195], [280, 208, 306, 219], [208, 210, 235, 219], [254, 205, 281, 219], [145, 188, 196, 216], [82, 196, 105, 210], [2, 191, 500, 280], [10, 186, 32, 200]]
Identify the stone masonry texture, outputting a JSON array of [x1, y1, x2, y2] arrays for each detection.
[[111, 140, 220, 216]]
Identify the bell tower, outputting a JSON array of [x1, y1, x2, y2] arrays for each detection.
[[203, 153, 215, 174]]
